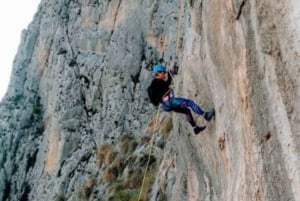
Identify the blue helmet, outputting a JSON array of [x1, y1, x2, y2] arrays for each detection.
[[153, 64, 166, 74]]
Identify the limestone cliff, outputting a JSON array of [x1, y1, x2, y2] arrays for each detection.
[[0, 0, 299, 201]]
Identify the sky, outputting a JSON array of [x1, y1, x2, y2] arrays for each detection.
[[0, 1, 41, 101]]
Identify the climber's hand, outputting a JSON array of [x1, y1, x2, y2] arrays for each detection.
[[169, 65, 178, 76], [169, 57, 179, 76]]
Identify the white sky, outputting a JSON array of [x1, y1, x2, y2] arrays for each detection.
[[0, 1, 40, 101]]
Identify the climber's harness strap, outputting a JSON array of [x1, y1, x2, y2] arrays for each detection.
[[162, 89, 174, 102]]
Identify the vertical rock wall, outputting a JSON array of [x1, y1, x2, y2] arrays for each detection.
[[0, 0, 299, 201]]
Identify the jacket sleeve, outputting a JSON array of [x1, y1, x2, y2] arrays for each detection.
[[147, 80, 160, 106], [166, 71, 173, 86]]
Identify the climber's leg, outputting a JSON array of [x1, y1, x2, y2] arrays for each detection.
[[172, 107, 206, 134], [204, 108, 215, 121], [171, 97, 205, 116], [172, 107, 196, 127]]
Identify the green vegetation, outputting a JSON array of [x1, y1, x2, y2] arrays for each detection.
[[95, 133, 160, 201]]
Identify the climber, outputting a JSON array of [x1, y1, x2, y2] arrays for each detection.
[[147, 64, 215, 134]]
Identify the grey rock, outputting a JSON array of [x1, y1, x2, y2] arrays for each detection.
[[0, 0, 300, 201]]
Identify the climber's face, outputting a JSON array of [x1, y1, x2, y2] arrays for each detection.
[[155, 71, 166, 80]]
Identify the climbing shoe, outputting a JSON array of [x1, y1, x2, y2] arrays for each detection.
[[194, 125, 206, 135], [204, 108, 215, 121]]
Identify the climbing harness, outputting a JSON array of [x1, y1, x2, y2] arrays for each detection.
[[162, 88, 173, 102]]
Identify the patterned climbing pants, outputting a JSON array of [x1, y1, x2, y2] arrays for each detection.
[[161, 97, 205, 127]]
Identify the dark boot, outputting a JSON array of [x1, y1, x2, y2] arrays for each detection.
[[193, 125, 206, 134], [204, 108, 215, 121]]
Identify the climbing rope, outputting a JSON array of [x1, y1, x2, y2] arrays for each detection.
[[159, 0, 183, 68], [137, 1, 184, 200], [168, 0, 183, 79], [137, 109, 160, 201], [175, 0, 184, 55]]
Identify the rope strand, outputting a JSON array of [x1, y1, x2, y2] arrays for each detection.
[[138, 1, 184, 199], [175, 0, 184, 55], [137, 109, 160, 201]]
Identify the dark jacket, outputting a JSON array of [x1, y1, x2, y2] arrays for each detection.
[[147, 72, 172, 106]]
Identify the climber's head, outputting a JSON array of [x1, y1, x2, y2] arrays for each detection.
[[153, 64, 166, 74], [153, 64, 167, 79]]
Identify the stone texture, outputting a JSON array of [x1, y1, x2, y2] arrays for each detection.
[[0, 0, 299, 201]]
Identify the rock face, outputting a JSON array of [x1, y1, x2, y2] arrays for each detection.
[[0, 0, 300, 201]]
